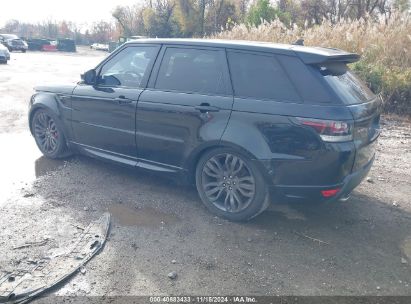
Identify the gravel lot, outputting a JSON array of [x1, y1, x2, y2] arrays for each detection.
[[0, 48, 411, 299]]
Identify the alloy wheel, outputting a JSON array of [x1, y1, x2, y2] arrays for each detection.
[[201, 153, 256, 213], [33, 112, 59, 154]]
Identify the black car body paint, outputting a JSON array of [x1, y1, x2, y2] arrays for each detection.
[[29, 39, 381, 213]]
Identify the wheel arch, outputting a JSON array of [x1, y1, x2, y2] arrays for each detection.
[[28, 93, 63, 135], [184, 140, 271, 185]]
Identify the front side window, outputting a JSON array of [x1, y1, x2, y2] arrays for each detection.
[[155, 48, 226, 95], [98, 46, 157, 88], [227, 51, 300, 102]]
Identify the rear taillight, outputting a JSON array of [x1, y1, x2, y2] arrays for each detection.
[[321, 188, 341, 198], [296, 117, 353, 142]]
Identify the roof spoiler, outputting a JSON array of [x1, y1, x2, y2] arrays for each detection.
[[296, 49, 361, 65], [320, 54, 360, 64]]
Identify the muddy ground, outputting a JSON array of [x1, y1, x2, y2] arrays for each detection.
[[0, 48, 410, 299]]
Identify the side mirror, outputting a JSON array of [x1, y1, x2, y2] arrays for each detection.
[[81, 69, 96, 85]]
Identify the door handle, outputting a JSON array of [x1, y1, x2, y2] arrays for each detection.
[[195, 103, 220, 113], [115, 95, 133, 104]]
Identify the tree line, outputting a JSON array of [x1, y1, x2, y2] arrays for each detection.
[[0, 19, 116, 44], [1, 0, 409, 43], [112, 0, 409, 37]]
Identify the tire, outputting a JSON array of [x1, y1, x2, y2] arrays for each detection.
[[195, 148, 270, 221], [22, 49, 26, 53], [31, 109, 69, 159]]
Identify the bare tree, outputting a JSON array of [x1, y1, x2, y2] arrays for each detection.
[[90, 21, 114, 43], [112, 5, 145, 36], [206, 0, 238, 33]]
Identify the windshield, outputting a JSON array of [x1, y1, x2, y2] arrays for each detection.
[[318, 63, 376, 104], [12, 40, 24, 45]]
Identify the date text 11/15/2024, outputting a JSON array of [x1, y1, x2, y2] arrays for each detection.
[[149, 296, 257, 303]]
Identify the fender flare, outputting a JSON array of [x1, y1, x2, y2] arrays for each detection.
[[28, 92, 65, 135], [183, 140, 271, 185]]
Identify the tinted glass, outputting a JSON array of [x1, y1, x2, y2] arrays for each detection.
[[278, 55, 333, 104], [98, 46, 157, 88], [319, 63, 376, 104], [155, 48, 225, 95], [228, 51, 300, 102]]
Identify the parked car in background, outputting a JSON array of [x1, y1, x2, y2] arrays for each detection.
[[0, 43, 10, 63], [28, 39, 381, 221], [0, 34, 28, 52], [109, 36, 149, 53], [41, 41, 58, 52], [27, 38, 51, 51], [90, 43, 109, 51], [57, 39, 76, 52], [27, 38, 76, 52]]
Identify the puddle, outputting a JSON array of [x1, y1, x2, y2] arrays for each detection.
[[250, 203, 307, 229], [402, 236, 411, 263], [267, 203, 307, 221], [108, 204, 180, 228], [0, 132, 65, 206], [35, 156, 64, 178]]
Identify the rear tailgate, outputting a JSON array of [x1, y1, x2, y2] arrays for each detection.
[[348, 96, 382, 170], [313, 60, 382, 172]]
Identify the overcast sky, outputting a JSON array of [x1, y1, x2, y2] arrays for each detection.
[[1, 0, 143, 28]]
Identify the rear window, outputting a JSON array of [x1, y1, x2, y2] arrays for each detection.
[[318, 63, 375, 104], [227, 51, 300, 102]]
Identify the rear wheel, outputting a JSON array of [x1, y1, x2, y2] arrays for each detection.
[[31, 109, 69, 159], [196, 148, 270, 221]]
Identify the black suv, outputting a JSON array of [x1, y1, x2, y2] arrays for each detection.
[[28, 39, 381, 221]]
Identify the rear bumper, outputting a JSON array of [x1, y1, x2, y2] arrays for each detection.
[[273, 155, 374, 202], [0, 53, 9, 61], [336, 154, 374, 200]]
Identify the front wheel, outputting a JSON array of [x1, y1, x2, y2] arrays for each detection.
[[31, 109, 69, 159], [195, 148, 270, 221]]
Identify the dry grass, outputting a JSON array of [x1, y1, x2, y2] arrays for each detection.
[[213, 13, 411, 115]]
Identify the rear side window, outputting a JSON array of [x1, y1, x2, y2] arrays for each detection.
[[278, 55, 333, 104], [155, 48, 226, 95], [318, 63, 376, 104], [227, 51, 300, 102]]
